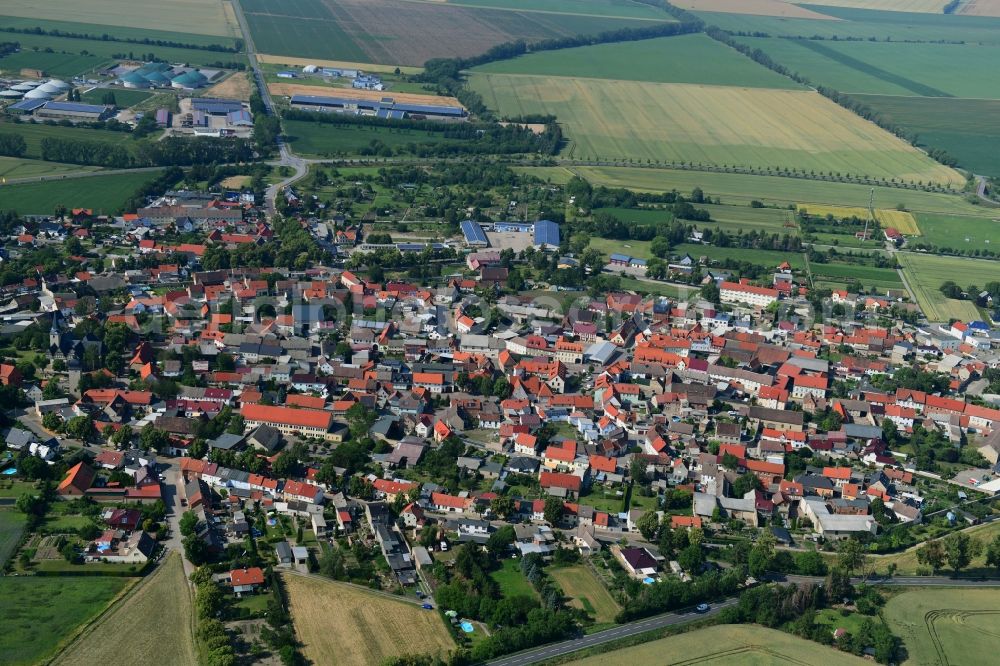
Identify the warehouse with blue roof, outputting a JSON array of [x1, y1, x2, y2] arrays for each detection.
[[461, 220, 489, 247], [533, 220, 560, 250], [290, 94, 467, 122]]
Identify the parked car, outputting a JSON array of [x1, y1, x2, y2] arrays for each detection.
[[696, 603, 710, 613], [421, 603, 434, 610]]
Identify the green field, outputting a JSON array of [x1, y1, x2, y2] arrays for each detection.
[[0, 508, 28, 567], [898, 252, 990, 322], [283, 120, 466, 157], [0, 170, 160, 214], [0, 16, 240, 47], [699, 6, 1000, 44], [243, 0, 660, 66], [0, 0, 237, 37], [0, 50, 109, 77], [440, 0, 674, 19], [596, 204, 797, 235], [914, 211, 1000, 253], [0, 576, 130, 666], [548, 564, 620, 624], [565, 623, 867, 665], [0, 121, 138, 161], [472, 34, 801, 88], [490, 558, 538, 598], [554, 166, 983, 215], [884, 588, 1000, 666], [808, 262, 904, 290], [80, 88, 154, 108], [470, 74, 962, 185], [590, 235, 807, 270], [0, 156, 100, 180], [849, 95, 1000, 178], [737, 38, 1000, 98]]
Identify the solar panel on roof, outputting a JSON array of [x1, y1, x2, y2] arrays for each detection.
[[42, 101, 106, 113], [534, 220, 560, 247], [461, 220, 488, 244], [9, 98, 46, 111]]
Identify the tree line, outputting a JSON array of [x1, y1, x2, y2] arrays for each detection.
[[0, 132, 27, 158], [38, 136, 254, 168], [0, 25, 242, 52]]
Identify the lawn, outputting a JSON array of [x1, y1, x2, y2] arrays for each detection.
[[42, 513, 94, 533], [559, 166, 983, 215], [0, 0, 237, 36], [851, 94, 1000, 178], [897, 253, 990, 322], [864, 520, 1000, 576], [0, 479, 39, 499], [52, 554, 196, 666], [0, 508, 28, 567], [470, 74, 963, 186], [282, 120, 467, 158], [596, 204, 797, 235], [0, 170, 161, 215], [491, 557, 538, 598], [736, 38, 1000, 98], [79, 88, 153, 108], [549, 564, 620, 624], [564, 623, 867, 665], [913, 212, 1000, 253], [471, 34, 801, 88], [0, 576, 130, 666], [284, 573, 455, 666], [808, 262, 903, 289], [883, 588, 1000, 666]]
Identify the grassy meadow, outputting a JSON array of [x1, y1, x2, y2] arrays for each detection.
[[596, 204, 798, 235], [548, 565, 620, 624], [0, 508, 28, 567], [0, 0, 237, 36], [884, 588, 1000, 666], [0, 51, 109, 78], [898, 253, 990, 321], [282, 120, 466, 157], [0, 170, 160, 214], [0, 156, 100, 181], [914, 211, 1000, 252], [490, 558, 539, 598]]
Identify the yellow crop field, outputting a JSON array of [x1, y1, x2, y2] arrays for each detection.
[[801, 0, 950, 13], [672, 0, 838, 19], [958, 0, 1000, 17], [469, 74, 964, 187], [285, 574, 455, 666], [0, 0, 237, 37], [798, 205, 921, 235]]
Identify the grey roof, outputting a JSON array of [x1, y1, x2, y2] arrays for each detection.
[[5, 427, 35, 449], [275, 541, 292, 561], [210, 433, 245, 450], [42, 101, 107, 114]]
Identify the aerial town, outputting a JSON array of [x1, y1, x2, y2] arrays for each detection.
[[2, 1, 1000, 666]]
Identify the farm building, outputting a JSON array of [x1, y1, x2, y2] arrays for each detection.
[[192, 98, 244, 115], [6, 98, 47, 115], [533, 219, 560, 250], [289, 94, 467, 122], [171, 70, 208, 90], [155, 108, 170, 127], [35, 101, 111, 122], [227, 109, 253, 127], [461, 220, 489, 248], [494, 222, 534, 233]]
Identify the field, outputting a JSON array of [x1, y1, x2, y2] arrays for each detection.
[[0, 508, 27, 567], [241, 0, 660, 67], [201, 72, 253, 101], [0, 0, 236, 36], [959, 0, 1000, 16], [471, 34, 801, 88], [256, 54, 423, 75], [283, 120, 467, 157], [564, 623, 866, 665], [677, 0, 838, 18], [0, 170, 161, 214], [884, 588, 1000, 666], [491, 558, 538, 598], [269, 82, 463, 108], [914, 212, 1000, 251], [808, 262, 904, 290], [802, 0, 950, 12], [850, 94, 1000, 178], [0, 121, 140, 160], [0, 576, 130, 666], [898, 253, 989, 321], [284, 573, 455, 666], [737, 38, 1000, 99], [548, 565, 620, 624], [553, 166, 984, 214], [470, 74, 963, 186], [0, 51, 109, 78], [596, 204, 798, 234], [798, 205, 920, 234], [440, 0, 675, 20], [80, 88, 153, 108], [52, 554, 196, 666], [0, 156, 99, 180]]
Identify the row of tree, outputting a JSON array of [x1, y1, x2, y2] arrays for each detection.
[[38, 136, 254, 168]]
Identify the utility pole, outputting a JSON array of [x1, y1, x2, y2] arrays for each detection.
[[862, 187, 875, 245]]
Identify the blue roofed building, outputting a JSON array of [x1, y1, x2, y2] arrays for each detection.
[[35, 101, 110, 122], [461, 220, 489, 248], [289, 94, 466, 121], [192, 98, 243, 115], [533, 219, 560, 251]]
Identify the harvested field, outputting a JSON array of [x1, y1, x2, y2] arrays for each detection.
[[898, 253, 988, 322], [549, 565, 620, 624], [442, 0, 674, 20], [958, 0, 1000, 16], [284, 573, 455, 666], [0, 0, 236, 36], [202, 72, 253, 101], [798, 205, 920, 235], [220, 175, 251, 188], [242, 0, 660, 66], [673, 0, 838, 18], [257, 54, 422, 75], [53, 554, 196, 666], [565, 624, 866, 665], [269, 82, 463, 108], [469, 74, 964, 186], [804, 0, 949, 11], [884, 588, 1000, 666]]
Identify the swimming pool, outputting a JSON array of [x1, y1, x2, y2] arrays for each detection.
[[460, 622, 474, 633], [2, 468, 17, 476]]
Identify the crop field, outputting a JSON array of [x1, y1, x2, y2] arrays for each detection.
[[283, 120, 467, 157], [808, 262, 904, 289], [470, 74, 963, 186], [565, 624, 867, 665], [0, 156, 99, 180], [798, 205, 920, 234], [914, 212, 1000, 251], [802, 0, 949, 12], [596, 204, 798, 235], [898, 253, 988, 321], [285, 573, 455, 666], [0, 51, 109, 78], [0, 121, 138, 160], [0, 508, 27, 567], [0, 0, 237, 36], [241, 0, 660, 67], [549, 565, 620, 624], [79, 88, 153, 108], [958, 0, 1000, 16], [559, 167, 983, 215], [53, 555, 196, 666], [850, 94, 1000, 178], [737, 38, 1000, 98], [0, 170, 161, 215], [441, 0, 674, 19], [884, 588, 1000, 666], [471, 34, 801, 88], [0, 576, 130, 666], [674, 0, 838, 18]]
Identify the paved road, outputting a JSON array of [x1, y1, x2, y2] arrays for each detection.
[[1, 165, 165, 186], [485, 598, 738, 666]]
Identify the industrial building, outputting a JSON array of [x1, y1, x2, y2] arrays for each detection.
[[461, 220, 489, 247], [115, 63, 217, 90], [192, 98, 244, 115], [7, 99, 110, 122], [533, 220, 560, 250], [289, 94, 467, 122]]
